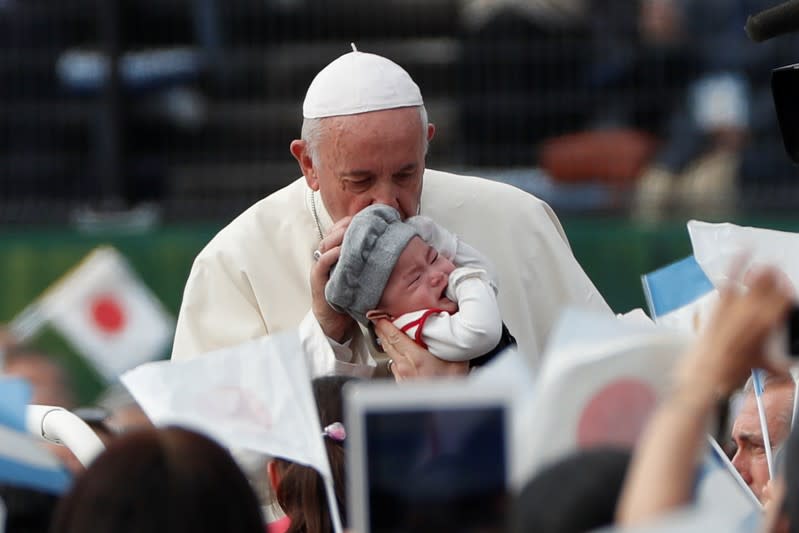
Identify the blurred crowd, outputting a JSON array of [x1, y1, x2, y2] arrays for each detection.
[[2, 0, 798, 218], [461, 0, 799, 217]]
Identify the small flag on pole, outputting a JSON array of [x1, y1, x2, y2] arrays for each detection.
[[688, 220, 799, 292], [641, 256, 717, 333], [9, 247, 174, 382]]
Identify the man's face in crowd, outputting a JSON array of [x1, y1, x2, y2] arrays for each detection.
[[375, 236, 457, 319], [730, 383, 794, 501], [293, 106, 434, 222]]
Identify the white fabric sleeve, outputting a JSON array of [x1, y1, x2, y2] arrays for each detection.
[[298, 311, 376, 379], [405, 215, 499, 292], [420, 268, 503, 362]]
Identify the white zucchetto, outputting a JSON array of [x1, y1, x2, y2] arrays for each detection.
[[302, 47, 424, 119]]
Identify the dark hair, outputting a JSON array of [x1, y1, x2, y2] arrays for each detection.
[[511, 447, 632, 533], [275, 375, 354, 533], [49, 426, 264, 533]]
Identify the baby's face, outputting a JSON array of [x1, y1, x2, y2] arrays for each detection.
[[376, 236, 457, 318]]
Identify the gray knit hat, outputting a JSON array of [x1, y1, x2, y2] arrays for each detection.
[[325, 204, 419, 325]]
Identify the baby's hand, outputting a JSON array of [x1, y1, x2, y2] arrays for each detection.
[[445, 267, 494, 301]]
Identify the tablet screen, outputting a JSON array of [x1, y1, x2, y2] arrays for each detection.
[[364, 406, 507, 533]]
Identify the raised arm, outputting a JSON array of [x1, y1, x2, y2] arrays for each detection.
[[616, 268, 792, 526]]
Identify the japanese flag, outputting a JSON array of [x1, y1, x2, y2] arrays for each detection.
[[10, 247, 174, 381], [516, 309, 689, 483]]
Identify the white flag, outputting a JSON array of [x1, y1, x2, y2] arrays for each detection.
[[688, 220, 799, 294], [10, 247, 174, 381], [518, 309, 689, 483], [121, 331, 342, 532]]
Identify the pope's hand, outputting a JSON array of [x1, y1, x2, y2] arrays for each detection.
[[311, 216, 356, 343], [374, 320, 469, 381]]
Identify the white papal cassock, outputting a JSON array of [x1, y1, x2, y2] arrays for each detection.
[[171, 169, 612, 376]]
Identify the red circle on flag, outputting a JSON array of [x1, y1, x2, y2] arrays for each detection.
[[576, 378, 656, 448], [90, 295, 125, 333]]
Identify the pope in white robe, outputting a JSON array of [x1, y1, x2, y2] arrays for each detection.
[[171, 48, 612, 376]]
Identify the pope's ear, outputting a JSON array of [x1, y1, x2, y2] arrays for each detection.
[[290, 140, 318, 190]]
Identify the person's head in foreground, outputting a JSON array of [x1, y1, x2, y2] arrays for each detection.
[[50, 426, 265, 533], [268, 375, 355, 533], [731, 373, 795, 501], [290, 48, 433, 224], [325, 204, 456, 326], [511, 448, 632, 533]]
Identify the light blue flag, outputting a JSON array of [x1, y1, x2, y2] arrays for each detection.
[[642, 256, 714, 319], [641, 256, 718, 333], [0, 378, 30, 432], [0, 377, 71, 494]]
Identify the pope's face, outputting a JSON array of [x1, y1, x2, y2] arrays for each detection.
[[730, 383, 794, 502], [294, 107, 434, 222]]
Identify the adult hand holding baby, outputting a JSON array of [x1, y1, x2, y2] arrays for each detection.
[[311, 216, 357, 343], [374, 319, 469, 381]]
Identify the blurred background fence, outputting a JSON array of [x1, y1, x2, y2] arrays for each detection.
[[2, 0, 799, 224]]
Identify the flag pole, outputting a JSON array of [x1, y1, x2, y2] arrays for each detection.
[[752, 369, 775, 479], [323, 475, 343, 533]]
